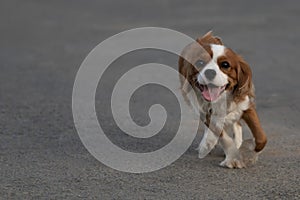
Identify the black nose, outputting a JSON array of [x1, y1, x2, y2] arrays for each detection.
[[204, 69, 216, 80]]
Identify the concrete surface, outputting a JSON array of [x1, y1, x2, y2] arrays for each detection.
[[0, 0, 299, 199]]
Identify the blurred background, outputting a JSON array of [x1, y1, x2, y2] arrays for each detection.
[[0, 0, 299, 199]]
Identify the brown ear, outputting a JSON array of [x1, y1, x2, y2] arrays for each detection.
[[178, 56, 193, 106], [234, 57, 254, 100], [178, 56, 191, 94], [196, 31, 223, 45]]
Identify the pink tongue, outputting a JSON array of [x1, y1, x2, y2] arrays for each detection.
[[202, 87, 222, 102]]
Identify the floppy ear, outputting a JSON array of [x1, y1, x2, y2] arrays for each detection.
[[196, 31, 223, 45], [178, 56, 193, 106], [234, 57, 254, 100], [178, 56, 189, 92]]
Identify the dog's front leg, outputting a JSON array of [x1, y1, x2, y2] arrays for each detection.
[[197, 116, 224, 158], [197, 126, 219, 158], [219, 130, 245, 168]]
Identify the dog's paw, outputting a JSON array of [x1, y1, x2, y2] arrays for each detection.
[[219, 148, 245, 169], [220, 139, 260, 168], [239, 139, 259, 166], [197, 140, 217, 158], [196, 138, 218, 158], [219, 158, 246, 169], [197, 129, 219, 159]]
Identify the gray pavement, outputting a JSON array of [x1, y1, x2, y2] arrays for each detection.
[[0, 0, 300, 199]]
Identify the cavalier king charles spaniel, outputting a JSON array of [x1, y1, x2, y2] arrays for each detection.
[[179, 31, 267, 168]]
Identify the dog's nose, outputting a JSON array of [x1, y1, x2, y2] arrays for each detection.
[[204, 69, 216, 80]]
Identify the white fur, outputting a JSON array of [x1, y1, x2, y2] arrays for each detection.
[[197, 44, 228, 87], [211, 44, 225, 61], [219, 130, 245, 168], [183, 44, 252, 168], [225, 96, 250, 126], [198, 126, 219, 158], [233, 122, 243, 149], [195, 94, 250, 168]]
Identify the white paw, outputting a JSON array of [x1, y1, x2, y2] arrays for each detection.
[[239, 139, 259, 166], [197, 128, 219, 158], [220, 157, 246, 169], [197, 142, 215, 158], [219, 148, 245, 168]]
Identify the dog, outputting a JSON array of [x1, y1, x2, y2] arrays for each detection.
[[178, 31, 267, 168]]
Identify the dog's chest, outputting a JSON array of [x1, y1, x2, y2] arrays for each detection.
[[200, 94, 250, 125]]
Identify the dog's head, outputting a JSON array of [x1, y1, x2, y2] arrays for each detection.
[[179, 31, 253, 103]]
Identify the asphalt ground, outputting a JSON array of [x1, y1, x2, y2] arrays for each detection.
[[0, 0, 299, 199]]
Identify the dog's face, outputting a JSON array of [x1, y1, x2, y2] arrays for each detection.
[[179, 32, 253, 103]]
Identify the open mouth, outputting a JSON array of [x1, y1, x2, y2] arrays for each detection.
[[197, 83, 227, 102]]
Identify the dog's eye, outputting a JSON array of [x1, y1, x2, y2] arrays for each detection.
[[195, 60, 206, 68], [220, 61, 230, 69]]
